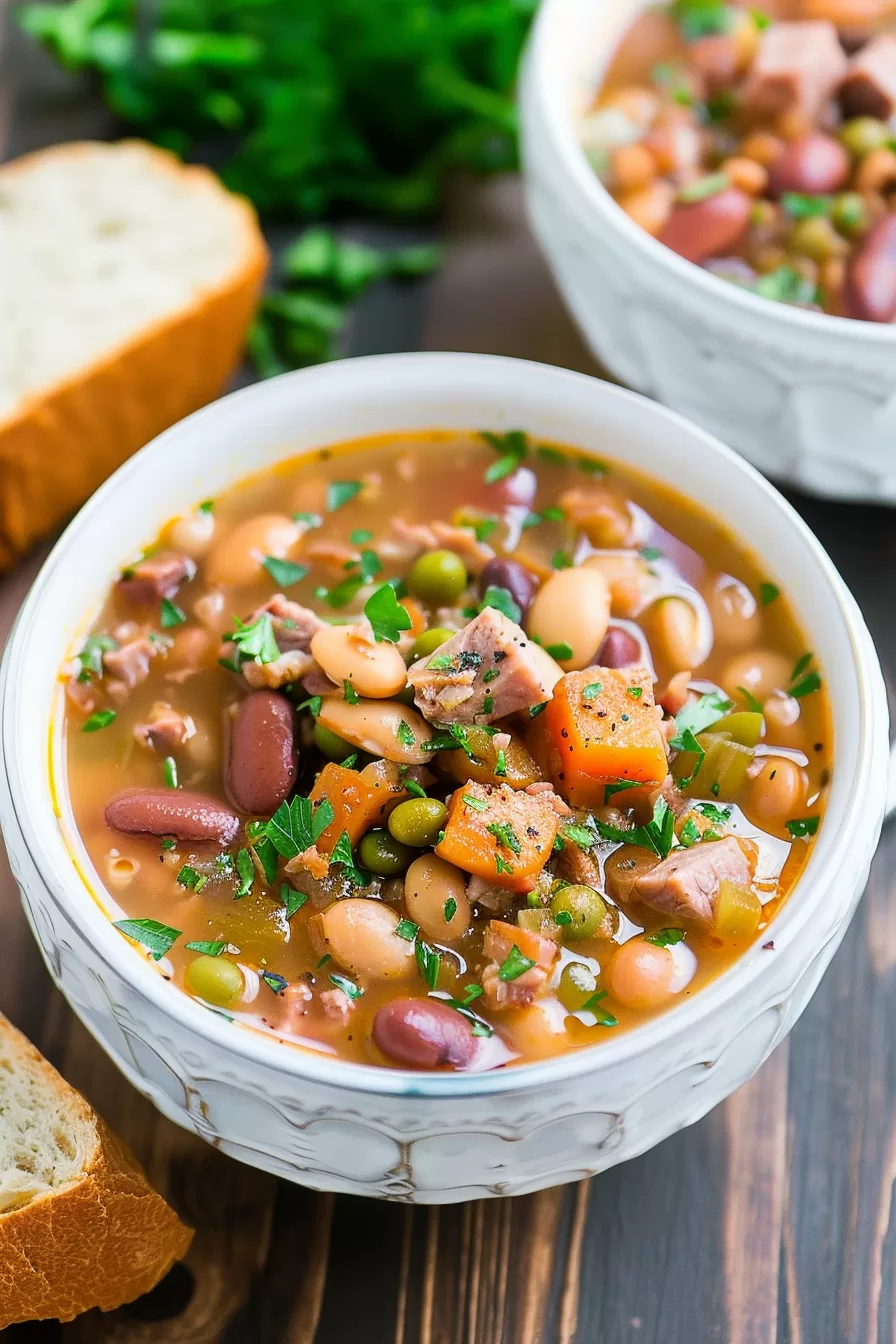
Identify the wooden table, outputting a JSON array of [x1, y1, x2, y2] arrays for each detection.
[[4, 24, 896, 1344]]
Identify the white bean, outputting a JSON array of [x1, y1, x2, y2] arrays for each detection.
[[404, 854, 471, 943], [706, 575, 761, 647], [317, 697, 432, 764], [652, 596, 701, 672], [206, 514, 300, 587], [317, 899, 416, 980], [583, 551, 652, 617], [167, 508, 216, 557], [721, 649, 791, 702], [526, 566, 610, 670], [310, 623, 408, 699], [748, 757, 805, 827]]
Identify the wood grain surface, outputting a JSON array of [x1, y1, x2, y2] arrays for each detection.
[[3, 14, 896, 1344]]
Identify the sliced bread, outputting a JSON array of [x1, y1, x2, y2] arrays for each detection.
[[0, 1013, 193, 1327], [0, 139, 269, 570]]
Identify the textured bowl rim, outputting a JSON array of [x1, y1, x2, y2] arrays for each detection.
[[524, 0, 896, 346], [0, 352, 886, 1101]]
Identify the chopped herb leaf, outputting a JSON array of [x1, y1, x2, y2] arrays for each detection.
[[261, 970, 288, 995], [483, 668, 500, 684], [350, 529, 373, 545], [487, 820, 521, 854], [316, 954, 332, 968], [160, 597, 187, 628], [551, 550, 573, 570], [645, 927, 686, 947], [264, 794, 334, 860], [426, 653, 455, 670], [791, 652, 813, 682], [545, 642, 574, 661], [280, 883, 309, 918], [162, 756, 178, 789], [396, 720, 416, 747], [228, 611, 280, 665], [440, 991, 494, 1036], [529, 701, 548, 718], [759, 582, 780, 606], [554, 909, 572, 926], [640, 546, 664, 561], [668, 725, 705, 782], [678, 172, 729, 202], [480, 429, 528, 484], [695, 802, 732, 825], [329, 971, 364, 999], [235, 848, 255, 899], [790, 671, 821, 699], [262, 556, 309, 587], [495, 854, 514, 876], [161, 838, 176, 851], [75, 632, 117, 681], [295, 694, 322, 717], [364, 583, 412, 643], [679, 817, 702, 848], [580, 989, 618, 1027], [82, 709, 117, 733], [675, 691, 732, 738], [596, 798, 676, 859], [293, 512, 322, 529], [404, 779, 427, 799], [112, 917, 181, 961], [737, 685, 764, 713], [444, 897, 458, 922], [472, 516, 499, 543], [604, 778, 643, 801], [341, 753, 359, 769], [537, 445, 567, 466], [781, 192, 830, 219], [578, 457, 609, 477], [463, 794, 489, 812], [395, 919, 419, 941], [185, 940, 229, 956], [710, 782, 721, 797], [343, 679, 360, 704], [359, 549, 383, 583], [197, 499, 215, 515], [329, 829, 355, 868], [176, 864, 208, 892], [786, 816, 819, 838], [561, 822, 596, 849], [498, 945, 535, 982], [494, 749, 507, 777], [327, 480, 362, 511], [415, 939, 441, 990], [321, 574, 364, 608], [479, 584, 522, 624]]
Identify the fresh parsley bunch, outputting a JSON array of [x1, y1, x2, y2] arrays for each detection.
[[18, 0, 536, 219]]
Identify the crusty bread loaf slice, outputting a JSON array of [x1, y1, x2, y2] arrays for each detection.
[[0, 1014, 193, 1327], [0, 139, 268, 570]]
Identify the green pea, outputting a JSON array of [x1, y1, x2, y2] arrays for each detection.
[[184, 955, 244, 1008], [313, 721, 354, 761], [838, 116, 890, 159], [407, 550, 467, 606], [557, 961, 598, 1013], [411, 627, 455, 661], [358, 828, 414, 876], [388, 797, 448, 847], [831, 191, 869, 239], [550, 884, 609, 941], [787, 216, 846, 263]]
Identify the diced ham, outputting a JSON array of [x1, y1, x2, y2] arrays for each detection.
[[430, 522, 495, 576], [480, 918, 560, 1011], [64, 670, 98, 716], [243, 649, 315, 690], [407, 608, 563, 724], [304, 539, 361, 577], [839, 35, 896, 120], [380, 518, 438, 563], [465, 875, 514, 913], [482, 962, 549, 1010], [525, 781, 572, 816], [134, 701, 195, 751], [302, 664, 340, 697], [632, 835, 758, 927], [554, 836, 603, 890], [103, 636, 163, 701], [269, 981, 313, 1034], [221, 594, 324, 690], [741, 21, 847, 122], [117, 551, 196, 605]]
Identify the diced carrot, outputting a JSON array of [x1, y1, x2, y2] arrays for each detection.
[[434, 781, 561, 892], [544, 666, 668, 801], [310, 761, 407, 853], [399, 596, 426, 636], [483, 919, 560, 971]]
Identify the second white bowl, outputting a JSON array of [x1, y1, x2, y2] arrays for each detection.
[[520, 0, 896, 503]]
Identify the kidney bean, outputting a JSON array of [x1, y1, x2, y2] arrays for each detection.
[[225, 690, 297, 814], [596, 626, 642, 668], [478, 557, 539, 619], [372, 998, 481, 1069], [105, 789, 240, 843], [658, 188, 752, 264], [844, 215, 896, 322], [766, 133, 850, 197]]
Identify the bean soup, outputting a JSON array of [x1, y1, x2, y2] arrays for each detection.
[[61, 431, 831, 1071], [585, 0, 896, 320]]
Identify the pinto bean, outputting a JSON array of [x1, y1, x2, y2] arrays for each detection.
[[105, 788, 240, 843], [595, 626, 641, 668], [317, 899, 416, 980], [658, 188, 752, 264], [478, 557, 539, 619], [844, 215, 896, 323], [766, 133, 850, 197], [404, 854, 471, 943], [226, 691, 297, 814], [527, 566, 610, 671], [373, 998, 480, 1069]]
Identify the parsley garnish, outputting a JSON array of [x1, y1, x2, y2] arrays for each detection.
[[264, 794, 335, 860], [737, 685, 764, 713], [560, 822, 596, 849], [350, 529, 373, 545], [262, 556, 309, 587], [396, 719, 416, 747], [294, 512, 322, 529], [280, 883, 308, 918], [162, 756, 178, 789], [82, 709, 117, 733], [479, 584, 521, 624], [161, 838, 176, 851], [329, 971, 364, 999], [674, 691, 732, 738], [295, 694, 322, 717], [627, 686, 643, 699], [529, 701, 548, 718], [404, 779, 427, 799], [112, 918, 181, 961], [669, 725, 705, 783], [185, 940, 232, 956], [480, 429, 528, 484], [781, 193, 830, 219], [395, 919, 419, 941], [160, 597, 186, 628], [444, 897, 457, 922], [440, 986, 493, 1036], [696, 802, 732, 825], [228, 611, 280, 665], [596, 798, 676, 859], [580, 990, 618, 1027], [604, 779, 642, 802], [679, 817, 702, 847], [495, 854, 514, 876], [494, 749, 507, 777], [246, 820, 280, 884], [645, 927, 686, 947], [234, 848, 255, 899], [463, 794, 489, 811], [640, 546, 663, 562], [327, 480, 362, 511], [786, 816, 819, 838], [554, 910, 572, 926], [759, 582, 780, 606], [483, 668, 500, 683], [261, 970, 288, 995], [364, 583, 412, 643], [415, 939, 441, 990], [498, 945, 535, 981], [176, 864, 207, 892], [343, 679, 360, 704], [487, 820, 520, 854], [551, 550, 573, 570], [537, 445, 567, 466], [545, 642, 573, 661], [790, 671, 821, 699], [75, 632, 117, 681]]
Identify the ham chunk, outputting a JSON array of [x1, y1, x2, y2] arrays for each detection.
[[221, 594, 324, 690], [839, 35, 896, 120], [481, 919, 560, 1010], [103, 636, 163, 701], [134, 701, 194, 751], [633, 836, 758, 927], [407, 608, 562, 724], [430, 522, 495, 576], [118, 551, 195, 605], [741, 21, 847, 122]]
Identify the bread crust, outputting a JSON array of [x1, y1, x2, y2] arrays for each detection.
[[0, 140, 269, 570], [0, 1017, 194, 1327]]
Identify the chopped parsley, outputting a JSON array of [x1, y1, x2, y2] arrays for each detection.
[[234, 848, 255, 899], [264, 793, 335, 860], [295, 694, 322, 717], [463, 794, 489, 812], [396, 719, 416, 747], [228, 611, 280, 665], [262, 556, 309, 587], [440, 985, 493, 1036], [645, 927, 686, 948], [790, 671, 821, 699], [112, 917, 181, 961], [737, 685, 764, 713], [246, 820, 279, 884], [497, 945, 535, 982], [161, 838, 176, 851], [480, 428, 528, 484], [696, 802, 732, 825], [560, 822, 596, 849], [529, 701, 548, 718], [674, 691, 733, 738], [395, 919, 419, 941], [364, 583, 412, 643], [75, 632, 117, 682], [545, 642, 573, 661], [184, 940, 232, 956], [580, 990, 618, 1027], [479, 584, 522, 624], [261, 970, 288, 995], [596, 798, 676, 859], [679, 817, 702, 848], [537, 445, 567, 466], [327, 480, 363, 511], [162, 756, 178, 789], [350, 529, 373, 545], [781, 193, 830, 219], [176, 864, 207, 892], [197, 499, 215, 515], [160, 597, 187, 628], [487, 820, 521, 854], [627, 686, 643, 699], [280, 883, 309, 918], [427, 653, 455, 671], [404, 779, 427, 799], [759, 582, 780, 606], [551, 550, 573, 570], [495, 854, 514, 876], [669, 725, 705, 784], [786, 816, 819, 838], [82, 709, 117, 733], [320, 574, 364, 608], [444, 897, 457, 922], [554, 910, 572, 926], [329, 971, 364, 999], [494, 749, 507, 777], [483, 668, 500, 684], [343, 679, 360, 704], [293, 511, 322, 529], [640, 546, 664, 562], [415, 939, 441, 990]]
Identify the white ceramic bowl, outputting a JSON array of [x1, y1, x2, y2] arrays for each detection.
[[520, 0, 896, 503], [0, 353, 888, 1203]]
